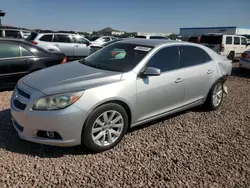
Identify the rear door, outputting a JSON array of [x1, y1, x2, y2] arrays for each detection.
[[233, 36, 241, 57], [179, 45, 215, 105], [72, 36, 90, 57], [241, 37, 248, 53], [53, 34, 74, 56], [0, 43, 33, 86]]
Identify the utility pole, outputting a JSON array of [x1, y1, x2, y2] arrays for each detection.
[[0, 10, 6, 26]]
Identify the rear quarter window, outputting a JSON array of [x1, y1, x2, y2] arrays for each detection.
[[0, 43, 21, 58]]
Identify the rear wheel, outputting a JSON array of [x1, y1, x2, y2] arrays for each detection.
[[227, 51, 235, 61], [82, 103, 128, 152], [203, 80, 224, 110]]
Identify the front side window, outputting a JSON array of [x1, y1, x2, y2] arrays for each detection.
[[147, 46, 180, 72], [226, 37, 232, 44], [5, 30, 22, 38], [21, 46, 33, 56], [39, 35, 53, 42], [134, 36, 146, 39], [80, 43, 152, 72], [234, 37, 240, 45], [0, 43, 21, 58], [53, 35, 72, 43], [180, 46, 211, 67], [241, 38, 247, 45]]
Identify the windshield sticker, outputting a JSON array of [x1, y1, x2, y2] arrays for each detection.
[[134, 46, 152, 52]]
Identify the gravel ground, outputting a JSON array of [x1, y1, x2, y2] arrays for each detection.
[[0, 64, 249, 188]]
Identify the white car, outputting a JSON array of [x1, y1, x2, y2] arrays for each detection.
[[239, 50, 250, 70], [25, 32, 91, 58], [200, 34, 250, 60], [90, 36, 118, 46]]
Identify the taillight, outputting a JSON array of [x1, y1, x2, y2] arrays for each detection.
[[220, 44, 225, 52], [31, 42, 38, 45], [241, 53, 250, 60], [60, 56, 67, 64]]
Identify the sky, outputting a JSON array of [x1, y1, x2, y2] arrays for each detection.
[[1, 0, 250, 33]]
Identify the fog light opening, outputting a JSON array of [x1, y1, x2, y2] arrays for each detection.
[[46, 131, 55, 138]]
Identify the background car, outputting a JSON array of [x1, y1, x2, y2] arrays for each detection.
[[134, 35, 169, 40], [0, 39, 67, 89], [200, 33, 250, 60], [11, 39, 232, 152], [188, 36, 201, 43], [239, 51, 250, 70], [25, 32, 91, 60], [0, 28, 31, 39], [89, 38, 123, 54], [90, 36, 118, 46]]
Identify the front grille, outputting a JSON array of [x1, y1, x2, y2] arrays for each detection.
[[17, 87, 30, 99], [14, 100, 26, 110]]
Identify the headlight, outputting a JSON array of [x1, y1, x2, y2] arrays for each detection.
[[33, 92, 83, 111]]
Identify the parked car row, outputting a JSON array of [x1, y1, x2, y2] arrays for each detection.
[[0, 28, 31, 39]]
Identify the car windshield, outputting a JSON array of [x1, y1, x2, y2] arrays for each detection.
[[79, 43, 152, 72], [200, 35, 222, 44]]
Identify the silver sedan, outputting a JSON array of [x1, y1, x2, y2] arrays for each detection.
[[11, 39, 232, 152]]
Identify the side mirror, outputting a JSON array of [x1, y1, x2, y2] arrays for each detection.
[[142, 67, 161, 76]]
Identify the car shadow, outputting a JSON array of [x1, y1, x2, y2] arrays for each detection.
[[0, 109, 93, 158], [230, 67, 250, 79]]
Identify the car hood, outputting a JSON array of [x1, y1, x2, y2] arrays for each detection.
[[22, 61, 123, 95]]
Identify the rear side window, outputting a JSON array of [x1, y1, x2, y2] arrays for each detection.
[[73, 36, 89, 44], [21, 46, 33, 56], [226, 37, 232, 44], [180, 46, 211, 67], [200, 35, 222, 44], [147, 46, 180, 72], [149, 36, 168, 39], [234, 37, 240, 45], [5, 30, 22, 38], [241, 38, 247, 45], [0, 43, 21, 58], [39, 35, 53, 42], [53, 35, 72, 43], [25, 32, 38, 41]]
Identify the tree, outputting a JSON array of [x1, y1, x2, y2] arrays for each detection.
[[168, 33, 178, 40]]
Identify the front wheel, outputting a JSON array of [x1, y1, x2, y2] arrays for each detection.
[[82, 103, 128, 152], [203, 81, 224, 110]]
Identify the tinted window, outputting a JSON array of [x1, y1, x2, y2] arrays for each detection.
[[0, 43, 21, 58], [234, 37, 240, 45], [147, 47, 180, 72], [21, 46, 33, 56], [54, 35, 72, 43], [134, 36, 146, 39], [200, 35, 222, 44], [226, 37, 232, 44], [149, 36, 168, 39], [241, 38, 247, 45], [80, 43, 151, 72], [180, 46, 210, 67], [25, 32, 38, 41], [103, 37, 110, 42], [39, 35, 53, 42], [5, 30, 22, 38], [73, 36, 89, 44]]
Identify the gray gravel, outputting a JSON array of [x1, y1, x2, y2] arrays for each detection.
[[0, 64, 250, 188]]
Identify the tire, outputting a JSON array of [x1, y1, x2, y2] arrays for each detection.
[[227, 51, 235, 61], [82, 103, 128, 152], [203, 80, 224, 111]]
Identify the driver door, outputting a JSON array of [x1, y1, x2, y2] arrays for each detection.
[[136, 46, 186, 122]]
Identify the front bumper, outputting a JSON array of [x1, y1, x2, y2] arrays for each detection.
[[239, 59, 250, 69], [10, 83, 89, 147]]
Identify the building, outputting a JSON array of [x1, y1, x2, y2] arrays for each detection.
[[180, 26, 250, 37], [136, 32, 171, 37], [111, 31, 125, 36]]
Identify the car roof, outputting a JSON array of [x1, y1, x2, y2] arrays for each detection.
[[0, 28, 30, 32], [118, 39, 183, 47]]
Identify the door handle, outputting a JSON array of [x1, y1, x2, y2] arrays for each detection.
[[175, 78, 184, 83], [207, 70, 213, 74]]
